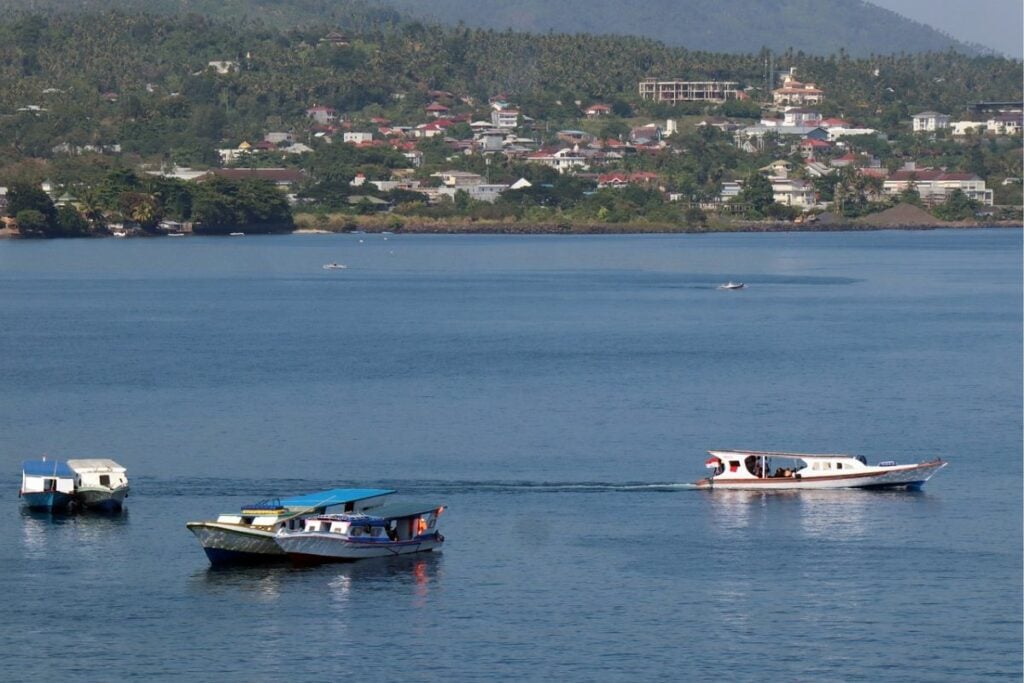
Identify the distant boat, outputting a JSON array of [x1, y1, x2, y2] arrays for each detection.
[[186, 488, 395, 565], [67, 459, 129, 512], [274, 502, 446, 565], [166, 233, 185, 237], [322, 263, 348, 270], [20, 459, 76, 511], [112, 230, 128, 238], [718, 281, 745, 290], [229, 232, 244, 237], [695, 449, 947, 490]]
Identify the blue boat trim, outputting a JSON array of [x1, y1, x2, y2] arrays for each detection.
[[244, 487, 396, 512], [203, 547, 288, 566], [22, 460, 75, 477]]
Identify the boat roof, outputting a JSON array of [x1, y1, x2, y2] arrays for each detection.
[[709, 449, 861, 461], [66, 459, 126, 473], [246, 488, 396, 512], [369, 501, 446, 520], [22, 459, 75, 477]]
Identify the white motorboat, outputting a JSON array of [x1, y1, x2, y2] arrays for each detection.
[[67, 459, 129, 511], [718, 281, 745, 290], [695, 449, 947, 490], [274, 502, 446, 565], [186, 488, 395, 565], [322, 263, 348, 270], [229, 232, 245, 236]]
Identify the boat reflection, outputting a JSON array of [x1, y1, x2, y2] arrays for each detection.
[[20, 507, 130, 559], [190, 552, 442, 605], [704, 488, 930, 541]]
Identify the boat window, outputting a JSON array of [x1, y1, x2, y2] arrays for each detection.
[[99, 474, 110, 487], [812, 462, 820, 471], [729, 461, 740, 472], [836, 462, 843, 470]]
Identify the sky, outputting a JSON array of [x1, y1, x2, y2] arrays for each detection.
[[871, 0, 1023, 58]]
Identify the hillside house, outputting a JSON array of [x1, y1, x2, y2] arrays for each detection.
[[772, 70, 824, 106], [783, 108, 822, 127], [771, 177, 816, 208], [526, 148, 589, 173], [306, 106, 339, 124], [883, 167, 993, 206], [491, 109, 520, 129], [987, 113, 1023, 135], [585, 104, 612, 118], [343, 131, 374, 144], [912, 111, 951, 132]]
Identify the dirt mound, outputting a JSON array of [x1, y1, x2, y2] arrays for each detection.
[[856, 203, 945, 227]]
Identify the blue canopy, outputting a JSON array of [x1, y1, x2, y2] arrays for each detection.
[[245, 488, 395, 512], [22, 460, 75, 478]]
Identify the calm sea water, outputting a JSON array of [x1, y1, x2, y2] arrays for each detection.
[[0, 230, 1020, 681]]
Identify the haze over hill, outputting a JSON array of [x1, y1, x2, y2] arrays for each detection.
[[378, 0, 980, 57], [0, 0, 983, 57]]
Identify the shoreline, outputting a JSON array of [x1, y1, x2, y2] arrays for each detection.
[[2, 220, 1021, 240]]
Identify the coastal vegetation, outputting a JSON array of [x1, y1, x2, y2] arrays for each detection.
[[0, 9, 1019, 236]]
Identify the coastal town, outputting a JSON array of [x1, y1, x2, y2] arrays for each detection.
[[0, 24, 1021, 236]]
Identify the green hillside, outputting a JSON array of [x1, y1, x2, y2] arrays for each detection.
[[0, 0, 983, 57]]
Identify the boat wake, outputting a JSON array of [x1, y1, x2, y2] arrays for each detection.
[[140, 476, 701, 498]]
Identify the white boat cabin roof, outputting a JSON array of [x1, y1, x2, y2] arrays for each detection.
[[67, 459, 127, 473], [708, 449, 863, 462]]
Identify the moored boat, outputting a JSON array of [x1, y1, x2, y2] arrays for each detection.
[[718, 281, 745, 290], [695, 449, 946, 490], [67, 459, 130, 511], [20, 459, 76, 511], [186, 487, 395, 565], [274, 501, 446, 565]]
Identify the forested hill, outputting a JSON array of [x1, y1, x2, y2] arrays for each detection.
[[0, 0, 982, 57]]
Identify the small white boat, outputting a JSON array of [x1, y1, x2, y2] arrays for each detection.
[[322, 263, 348, 270], [229, 232, 245, 237], [166, 233, 185, 237], [67, 459, 129, 511], [695, 449, 947, 490], [20, 458, 76, 511], [186, 488, 394, 565], [718, 281, 745, 290], [112, 230, 128, 238], [274, 502, 446, 565]]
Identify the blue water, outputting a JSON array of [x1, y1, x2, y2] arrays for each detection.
[[0, 230, 1020, 681]]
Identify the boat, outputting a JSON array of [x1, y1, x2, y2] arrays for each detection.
[[718, 281, 746, 290], [228, 232, 245, 236], [694, 449, 947, 490], [67, 459, 129, 511], [166, 233, 185, 237], [112, 230, 128, 238], [274, 501, 446, 565], [186, 487, 395, 565], [20, 459, 76, 511], [322, 263, 348, 270]]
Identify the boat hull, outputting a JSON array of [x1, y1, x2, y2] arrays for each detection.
[[697, 461, 946, 491], [187, 523, 285, 565], [275, 533, 444, 565], [76, 485, 129, 511], [21, 491, 75, 511]]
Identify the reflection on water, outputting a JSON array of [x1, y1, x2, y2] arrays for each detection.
[[189, 552, 442, 606], [19, 507, 130, 559], [706, 488, 932, 541]]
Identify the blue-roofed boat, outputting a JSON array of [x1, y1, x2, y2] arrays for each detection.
[[20, 459, 76, 511], [274, 501, 446, 565], [186, 488, 395, 565]]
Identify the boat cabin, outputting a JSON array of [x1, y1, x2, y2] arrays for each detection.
[[706, 450, 870, 480], [214, 487, 395, 531], [21, 459, 75, 495], [67, 459, 128, 490], [301, 503, 446, 541]]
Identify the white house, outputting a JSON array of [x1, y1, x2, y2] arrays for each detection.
[[525, 148, 589, 173], [772, 69, 824, 106], [343, 131, 374, 144], [771, 178, 816, 208], [883, 167, 994, 206], [491, 109, 519, 129], [912, 111, 951, 132]]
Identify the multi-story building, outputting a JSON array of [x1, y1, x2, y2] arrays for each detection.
[[639, 79, 741, 103], [883, 167, 994, 206]]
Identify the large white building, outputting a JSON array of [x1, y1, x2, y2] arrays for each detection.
[[639, 79, 741, 103], [883, 168, 993, 206], [912, 111, 951, 132]]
